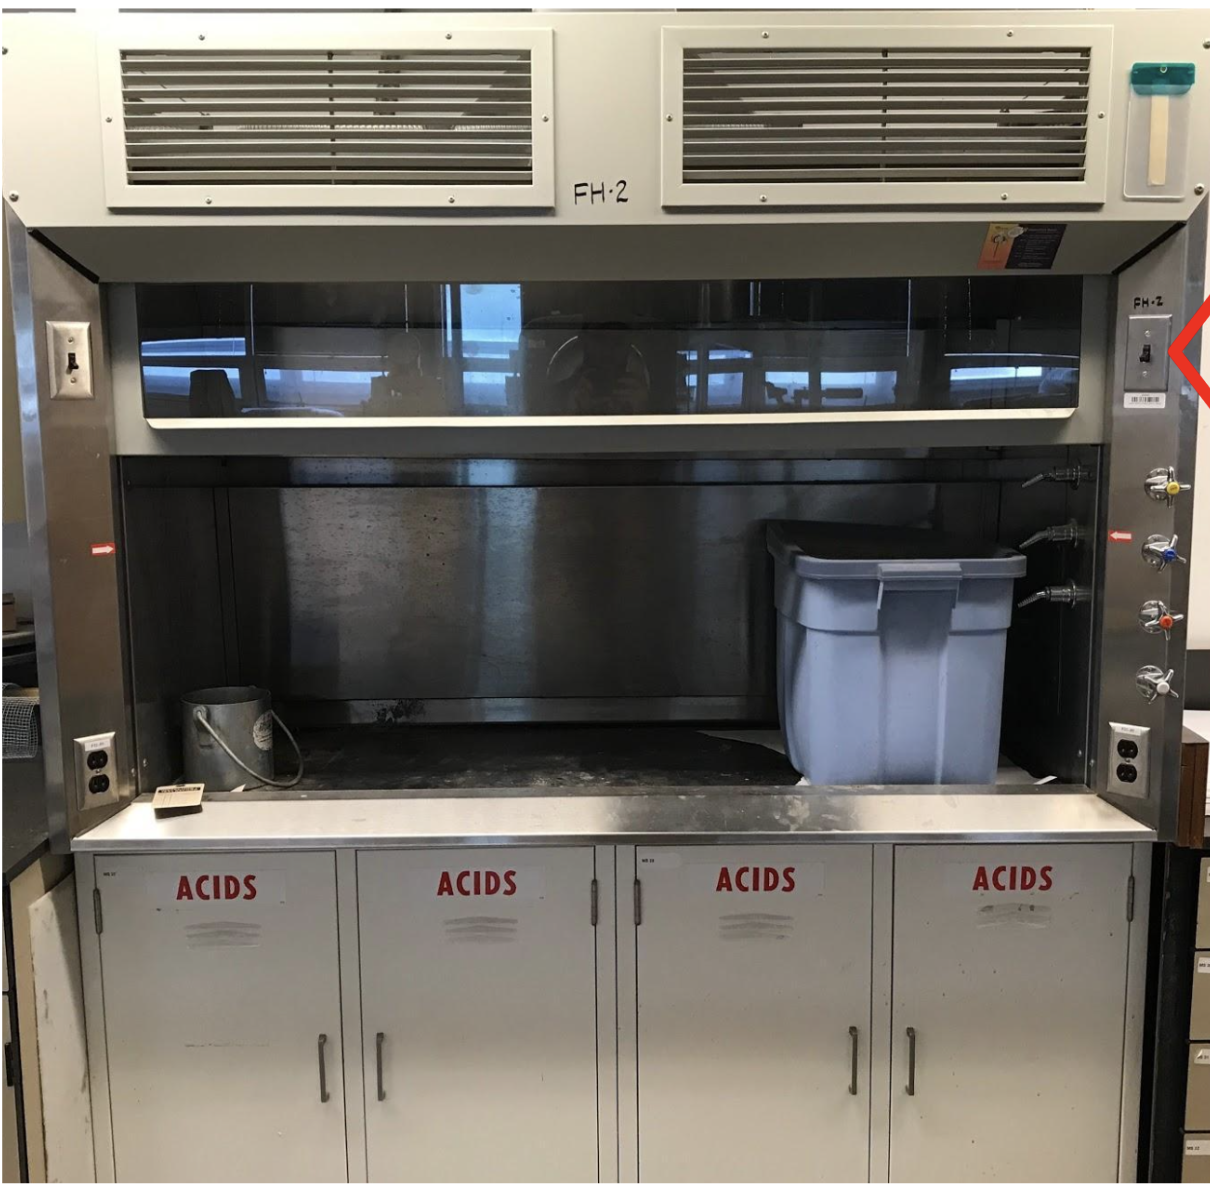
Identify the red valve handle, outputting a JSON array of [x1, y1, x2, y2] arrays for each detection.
[[1159, 614, 1175, 630]]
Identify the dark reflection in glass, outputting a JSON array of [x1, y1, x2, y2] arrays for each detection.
[[136, 277, 1082, 419]]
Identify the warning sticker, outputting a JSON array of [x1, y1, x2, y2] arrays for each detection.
[[977, 223, 1066, 271]]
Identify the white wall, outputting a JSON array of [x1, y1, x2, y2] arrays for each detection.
[[1188, 229, 1210, 648]]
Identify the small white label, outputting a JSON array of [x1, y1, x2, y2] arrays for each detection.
[[1125, 391, 1166, 409], [1198, 955, 1210, 974], [1188, 1140, 1210, 1157], [1195, 1048, 1210, 1065], [152, 784, 204, 811], [82, 736, 109, 752], [638, 852, 683, 870], [252, 712, 273, 752]]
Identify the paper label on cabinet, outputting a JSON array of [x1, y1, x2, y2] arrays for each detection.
[[1188, 1140, 1210, 1156], [1195, 1048, 1210, 1064], [1198, 955, 1210, 974], [638, 852, 682, 870]]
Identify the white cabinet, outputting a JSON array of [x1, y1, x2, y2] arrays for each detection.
[[889, 843, 1133, 1183], [634, 845, 873, 1183], [96, 852, 346, 1183], [358, 847, 600, 1183]]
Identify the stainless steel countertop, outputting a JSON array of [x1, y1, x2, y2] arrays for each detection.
[[72, 789, 1154, 852]]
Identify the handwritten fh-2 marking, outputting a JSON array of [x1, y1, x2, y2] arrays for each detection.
[[573, 180, 628, 205]]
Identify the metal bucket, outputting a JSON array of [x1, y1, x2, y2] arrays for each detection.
[[181, 686, 302, 790]]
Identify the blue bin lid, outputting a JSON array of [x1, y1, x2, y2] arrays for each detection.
[[767, 521, 1026, 579]]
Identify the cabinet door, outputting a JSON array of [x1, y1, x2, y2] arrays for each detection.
[[636, 845, 873, 1183], [359, 847, 599, 1183], [98, 852, 346, 1184], [890, 844, 1132, 1183]]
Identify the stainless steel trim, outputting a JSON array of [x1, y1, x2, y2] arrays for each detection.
[[317, 1033, 330, 1104], [69, 791, 1155, 853], [848, 1026, 859, 1097], [1096, 197, 1208, 839], [905, 1027, 917, 1096], [145, 409, 1078, 430], [5, 206, 134, 847], [375, 1032, 385, 1103]]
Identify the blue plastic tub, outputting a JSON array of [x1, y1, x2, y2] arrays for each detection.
[[767, 522, 1027, 785]]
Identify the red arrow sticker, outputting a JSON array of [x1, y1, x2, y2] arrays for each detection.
[[89, 542, 116, 557], [1170, 291, 1210, 409], [1108, 530, 1133, 543]]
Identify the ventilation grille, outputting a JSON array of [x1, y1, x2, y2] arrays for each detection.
[[681, 46, 1092, 185], [119, 49, 535, 186]]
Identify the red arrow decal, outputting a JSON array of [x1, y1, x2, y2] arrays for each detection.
[[89, 542, 116, 557], [1170, 290, 1210, 409], [1108, 530, 1133, 543]]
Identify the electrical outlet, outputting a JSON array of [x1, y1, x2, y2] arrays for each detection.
[[74, 732, 118, 807], [1108, 723, 1150, 796]]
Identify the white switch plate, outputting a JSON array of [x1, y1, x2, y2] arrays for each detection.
[[45, 321, 93, 399]]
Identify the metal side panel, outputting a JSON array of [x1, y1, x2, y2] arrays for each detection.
[[357, 846, 600, 1183], [889, 843, 1133, 1183], [5, 207, 133, 848], [1096, 200, 1208, 838], [634, 845, 873, 1183]]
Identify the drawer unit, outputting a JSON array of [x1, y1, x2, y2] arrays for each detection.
[[1198, 860, 1210, 949], [1187, 1138, 1210, 1183], [1189, 1047, 1210, 1130], [1192, 954, 1210, 1040]]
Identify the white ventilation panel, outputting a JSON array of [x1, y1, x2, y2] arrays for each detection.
[[662, 26, 1112, 208], [99, 27, 553, 210]]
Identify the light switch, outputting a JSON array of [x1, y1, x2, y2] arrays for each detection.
[[1124, 314, 1171, 393], [45, 321, 93, 399]]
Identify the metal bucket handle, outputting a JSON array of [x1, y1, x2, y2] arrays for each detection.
[[191, 706, 304, 789]]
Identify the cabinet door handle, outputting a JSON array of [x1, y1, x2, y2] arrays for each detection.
[[318, 1033, 331, 1103], [375, 1032, 386, 1102], [905, 1027, 917, 1096], [848, 1026, 859, 1095]]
